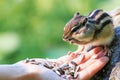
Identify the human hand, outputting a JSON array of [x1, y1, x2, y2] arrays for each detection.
[[56, 47, 109, 80], [15, 47, 109, 80]]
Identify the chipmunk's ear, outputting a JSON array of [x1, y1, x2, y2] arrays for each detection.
[[74, 12, 80, 18], [82, 17, 87, 24]]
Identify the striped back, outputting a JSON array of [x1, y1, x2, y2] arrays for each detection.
[[88, 9, 113, 30]]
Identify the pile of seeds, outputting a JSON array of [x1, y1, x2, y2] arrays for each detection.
[[24, 58, 80, 80]]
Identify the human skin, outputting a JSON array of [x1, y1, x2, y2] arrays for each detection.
[[0, 47, 109, 80]]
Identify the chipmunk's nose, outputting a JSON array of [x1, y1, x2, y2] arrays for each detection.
[[63, 35, 72, 41], [63, 35, 68, 41]]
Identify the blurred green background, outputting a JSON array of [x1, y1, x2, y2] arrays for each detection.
[[0, 0, 119, 64]]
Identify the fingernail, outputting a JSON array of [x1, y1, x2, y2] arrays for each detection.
[[70, 53, 77, 58], [100, 56, 109, 62], [76, 54, 80, 57], [67, 51, 72, 55]]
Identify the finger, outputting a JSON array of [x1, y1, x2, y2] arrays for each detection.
[[57, 51, 78, 64], [79, 50, 106, 70], [78, 56, 109, 80], [83, 47, 104, 62], [69, 47, 104, 65]]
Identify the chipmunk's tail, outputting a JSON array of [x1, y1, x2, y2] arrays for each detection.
[[109, 7, 120, 27]]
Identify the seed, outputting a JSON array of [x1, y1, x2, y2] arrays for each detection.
[[44, 64, 54, 69], [70, 61, 78, 67], [57, 68, 65, 75], [54, 70, 61, 76], [73, 72, 78, 79], [25, 58, 30, 63], [30, 59, 36, 62]]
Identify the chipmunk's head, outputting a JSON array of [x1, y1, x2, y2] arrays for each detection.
[[63, 12, 96, 45]]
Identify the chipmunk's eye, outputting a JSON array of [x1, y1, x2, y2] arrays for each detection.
[[71, 25, 80, 33]]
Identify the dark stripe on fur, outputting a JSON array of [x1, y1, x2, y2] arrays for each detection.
[[96, 13, 110, 24], [101, 19, 112, 27], [89, 9, 103, 19], [94, 19, 112, 38]]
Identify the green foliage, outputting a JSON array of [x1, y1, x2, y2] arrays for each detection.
[[0, 0, 119, 63]]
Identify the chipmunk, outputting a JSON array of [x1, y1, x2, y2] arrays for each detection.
[[63, 9, 114, 55], [53, 9, 114, 79]]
